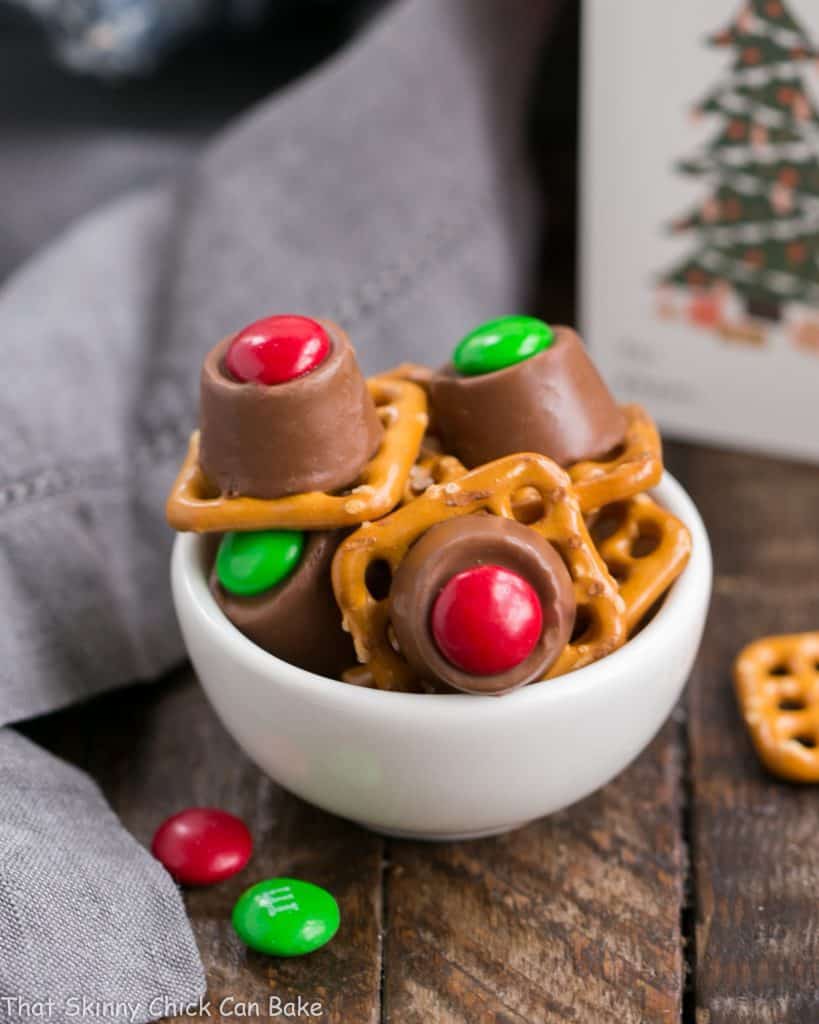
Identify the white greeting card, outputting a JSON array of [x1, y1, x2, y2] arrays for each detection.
[[581, 0, 819, 461]]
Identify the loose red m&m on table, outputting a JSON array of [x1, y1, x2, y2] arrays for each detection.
[[151, 808, 253, 886], [225, 315, 330, 385], [431, 565, 543, 675]]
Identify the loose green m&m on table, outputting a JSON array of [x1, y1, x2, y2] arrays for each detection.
[[232, 878, 340, 957], [452, 315, 554, 376], [216, 530, 304, 596]]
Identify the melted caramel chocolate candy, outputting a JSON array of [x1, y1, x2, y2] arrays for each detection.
[[211, 530, 355, 678], [199, 319, 383, 499], [428, 325, 626, 468], [389, 515, 576, 695]]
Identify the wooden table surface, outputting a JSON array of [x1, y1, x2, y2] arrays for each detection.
[[24, 439, 819, 1024]]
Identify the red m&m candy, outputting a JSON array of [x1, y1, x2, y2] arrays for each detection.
[[151, 808, 253, 886], [431, 565, 543, 675], [225, 315, 330, 385]]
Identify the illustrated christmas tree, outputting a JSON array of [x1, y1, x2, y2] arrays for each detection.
[[663, 0, 819, 323]]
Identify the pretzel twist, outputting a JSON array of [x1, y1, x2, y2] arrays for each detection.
[[735, 632, 819, 782], [332, 453, 627, 691], [587, 494, 691, 634], [165, 376, 427, 532]]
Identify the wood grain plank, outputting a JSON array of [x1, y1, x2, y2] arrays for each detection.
[[27, 670, 385, 1024], [383, 722, 685, 1024], [680, 446, 819, 1023]]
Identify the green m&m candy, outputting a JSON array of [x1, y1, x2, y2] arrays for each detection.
[[452, 315, 554, 376], [232, 878, 340, 957], [216, 530, 304, 596]]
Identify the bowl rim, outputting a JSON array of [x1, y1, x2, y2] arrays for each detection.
[[172, 471, 712, 717]]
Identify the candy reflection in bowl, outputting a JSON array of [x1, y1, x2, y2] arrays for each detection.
[[169, 314, 711, 839]]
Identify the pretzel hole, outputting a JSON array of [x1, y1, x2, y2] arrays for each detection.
[[630, 596, 666, 637], [779, 698, 806, 711], [590, 504, 627, 543], [631, 524, 661, 558], [378, 404, 398, 428], [365, 559, 393, 601], [511, 487, 545, 525], [794, 734, 817, 749], [570, 605, 593, 645], [199, 472, 221, 500], [599, 441, 626, 463], [604, 559, 630, 584], [769, 663, 790, 677]]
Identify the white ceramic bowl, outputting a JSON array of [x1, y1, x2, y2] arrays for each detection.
[[171, 473, 711, 840]]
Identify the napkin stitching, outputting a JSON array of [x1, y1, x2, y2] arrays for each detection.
[[0, 188, 494, 518]]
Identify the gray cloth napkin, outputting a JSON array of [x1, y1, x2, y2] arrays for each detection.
[[0, 0, 554, 1018], [0, 730, 204, 1023]]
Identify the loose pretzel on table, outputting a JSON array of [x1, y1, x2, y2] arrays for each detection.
[[587, 494, 691, 634], [332, 453, 627, 692], [165, 376, 428, 532], [735, 632, 819, 782]]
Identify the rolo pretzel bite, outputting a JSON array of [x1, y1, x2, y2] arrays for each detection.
[[332, 453, 627, 692], [166, 376, 427, 532], [734, 632, 819, 783]]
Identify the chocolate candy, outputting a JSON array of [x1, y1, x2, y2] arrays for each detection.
[[232, 878, 340, 957], [216, 530, 305, 596], [211, 530, 355, 678], [389, 515, 576, 694], [428, 322, 626, 468], [453, 315, 554, 376], [431, 564, 544, 675], [151, 807, 252, 886], [225, 315, 330, 385], [199, 318, 383, 499]]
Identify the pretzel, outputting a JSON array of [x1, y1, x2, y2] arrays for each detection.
[[332, 453, 627, 691], [166, 376, 428, 532], [587, 494, 691, 634], [402, 445, 467, 505], [398, 403, 662, 523], [734, 632, 819, 782], [569, 404, 663, 512], [381, 357, 661, 513]]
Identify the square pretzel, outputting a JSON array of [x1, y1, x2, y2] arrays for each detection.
[[402, 444, 468, 505], [165, 376, 428, 532], [383, 362, 661, 515], [735, 632, 819, 782], [332, 453, 627, 692], [587, 494, 692, 634], [568, 404, 663, 512], [412, 405, 663, 526]]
